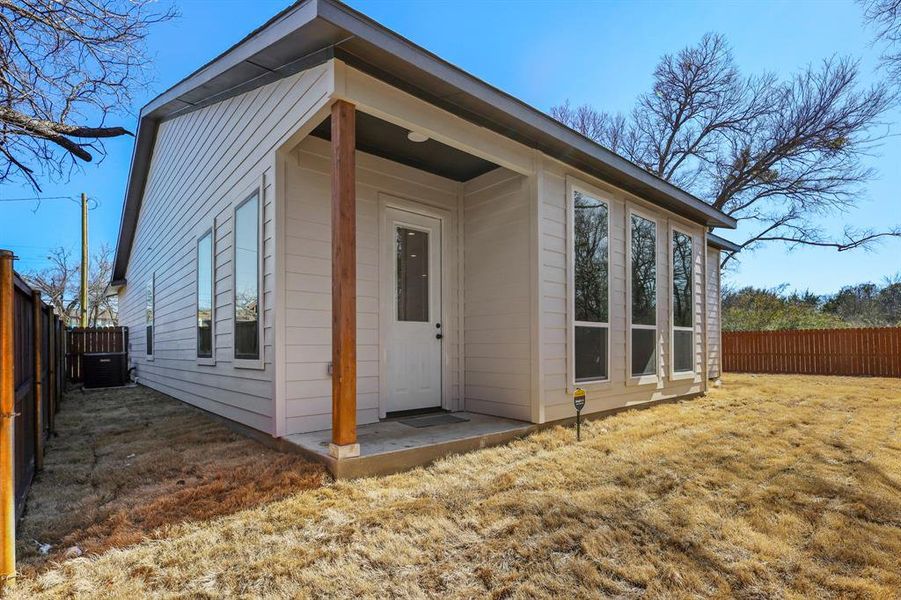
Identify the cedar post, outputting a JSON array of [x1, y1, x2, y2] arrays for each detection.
[[0, 250, 16, 585], [32, 292, 43, 471], [47, 314, 55, 432], [48, 317, 56, 433], [329, 99, 359, 459]]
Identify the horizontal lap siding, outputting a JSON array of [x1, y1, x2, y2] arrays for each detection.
[[119, 64, 331, 435], [284, 136, 460, 435], [539, 160, 704, 422], [463, 169, 532, 420], [706, 247, 722, 379]]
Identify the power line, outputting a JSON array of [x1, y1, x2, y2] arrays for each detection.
[[0, 195, 74, 202], [0, 194, 100, 211]]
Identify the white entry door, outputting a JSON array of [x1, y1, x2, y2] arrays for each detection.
[[384, 206, 442, 413]]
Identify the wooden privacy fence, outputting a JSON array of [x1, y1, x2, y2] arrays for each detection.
[[723, 327, 901, 377], [1, 250, 66, 582], [66, 326, 128, 382]]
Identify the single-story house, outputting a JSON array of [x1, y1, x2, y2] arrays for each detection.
[[112, 0, 738, 470]]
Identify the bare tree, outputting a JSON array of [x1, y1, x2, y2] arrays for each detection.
[[550, 33, 899, 267], [861, 0, 901, 85], [0, 0, 176, 189], [25, 243, 117, 326], [87, 243, 117, 326], [25, 246, 79, 322]]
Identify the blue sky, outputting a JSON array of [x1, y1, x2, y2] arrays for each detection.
[[1, 0, 898, 294]]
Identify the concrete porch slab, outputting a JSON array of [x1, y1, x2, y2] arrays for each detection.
[[283, 412, 536, 479]]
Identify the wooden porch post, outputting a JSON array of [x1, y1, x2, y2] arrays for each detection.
[[0, 250, 16, 586], [32, 292, 43, 471], [329, 99, 359, 459]]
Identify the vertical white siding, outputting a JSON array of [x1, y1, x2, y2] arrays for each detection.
[[282, 136, 461, 435], [119, 64, 331, 434], [462, 169, 532, 420], [706, 246, 722, 379]]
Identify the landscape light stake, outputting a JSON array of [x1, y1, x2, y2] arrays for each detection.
[[573, 387, 586, 441], [0, 250, 16, 586]]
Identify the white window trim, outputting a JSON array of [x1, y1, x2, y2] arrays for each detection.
[[669, 225, 697, 380], [197, 224, 216, 366], [232, 180, 264, 370], [626, 206, 660, 385], [565, 176, 613, 390], [146, 272, 154, 361]]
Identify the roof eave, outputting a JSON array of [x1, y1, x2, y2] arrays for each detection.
[[707, 233, 741, 253], [111, 0, 737, 283]]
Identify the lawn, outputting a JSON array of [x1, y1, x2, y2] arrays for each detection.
[[12, 374, 901, 598]]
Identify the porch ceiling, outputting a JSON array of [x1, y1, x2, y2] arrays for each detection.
[[311, 112, 498, 182]]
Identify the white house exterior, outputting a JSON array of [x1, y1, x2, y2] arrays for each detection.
[[113, 0, 737, 464]]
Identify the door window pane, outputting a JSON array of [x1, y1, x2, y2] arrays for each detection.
[[234, 193, 259, 360], [632, 328, 657, 376], [574, 191, 609, 323], [673, 329, 693, 373], [672, 231, 693, 328], [575, 326, 608, 382], [631, 215, 657, 326], [197, 231, 213, 358], [396, 227, 429, 322]]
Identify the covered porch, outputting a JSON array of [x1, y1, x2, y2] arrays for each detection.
[[285, 412, 535, 478], [272, 63, 540, 475]]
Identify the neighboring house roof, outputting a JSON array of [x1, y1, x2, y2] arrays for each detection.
[[112, 0, 737, 284], [707, 233, 741, 253]]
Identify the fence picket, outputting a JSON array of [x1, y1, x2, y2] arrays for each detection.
[[723, 327, 901, 377]]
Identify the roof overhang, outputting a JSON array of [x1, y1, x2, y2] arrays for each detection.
[[113, 0, 736, 282], [707, 233, 741, 253]]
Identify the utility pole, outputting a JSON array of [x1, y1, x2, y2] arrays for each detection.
[[80, 192, 88, 328]]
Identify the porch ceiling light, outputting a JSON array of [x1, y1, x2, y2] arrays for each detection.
[[407, 130, 429, 143]]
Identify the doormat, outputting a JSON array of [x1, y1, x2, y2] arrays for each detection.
[[399, 414, 471, 428]]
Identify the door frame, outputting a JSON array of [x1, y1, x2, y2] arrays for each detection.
[[378, 193, 456, 419]]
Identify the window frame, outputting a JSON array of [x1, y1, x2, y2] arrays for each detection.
[[566, 177, 612, 389], [670, 225, 697, 379], [626, 206, 659, 385], [145, 272, 154, 361], [232, 186, 264, 370], [196, 226, 216, 365]]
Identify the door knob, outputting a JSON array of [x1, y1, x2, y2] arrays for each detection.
[[436, 333, 443, 340]]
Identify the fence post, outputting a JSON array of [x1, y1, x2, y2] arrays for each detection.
[[49, 320, 58, 434], [0, 250, 16, 586], [32, 292, 44, 471], [48, 313, 56, 436]]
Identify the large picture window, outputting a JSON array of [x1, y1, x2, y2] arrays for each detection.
[[234, 192, 260, 361], [630, 213, 657, 377], [672, 230, 694, 373], [146, 274, 154, 357], [573, 189, 609, 382], [197, 230, 214, 359]]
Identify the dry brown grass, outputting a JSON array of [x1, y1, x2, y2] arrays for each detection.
[[11, 374, 901, 599], [15, 385, 326, 575]]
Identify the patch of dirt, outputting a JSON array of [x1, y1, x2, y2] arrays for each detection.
[[15, 384, 326, 573]]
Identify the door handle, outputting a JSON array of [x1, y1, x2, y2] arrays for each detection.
[[435, 333, 443, 340]]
